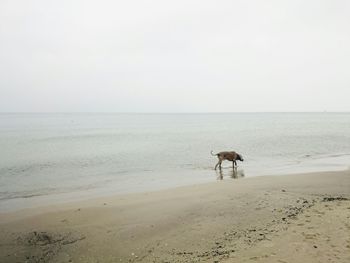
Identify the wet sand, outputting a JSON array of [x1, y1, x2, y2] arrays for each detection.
[[0, 170, 350, 263]]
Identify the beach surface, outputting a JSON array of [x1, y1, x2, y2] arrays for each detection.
[[1, 170, 350, 263]]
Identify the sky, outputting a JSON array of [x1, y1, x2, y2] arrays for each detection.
[[0, 0, 349, 112]]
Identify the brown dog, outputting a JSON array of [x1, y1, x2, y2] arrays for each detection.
[[211, 151, 244, 170]]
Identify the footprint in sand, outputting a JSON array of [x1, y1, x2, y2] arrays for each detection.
[[302, 233, 318, 240]]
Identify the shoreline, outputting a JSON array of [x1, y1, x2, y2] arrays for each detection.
[[0, 168, 349, 217], [1, 169, 350, 262], [1, 154, 349, 214], [0, 168, 349, 218]]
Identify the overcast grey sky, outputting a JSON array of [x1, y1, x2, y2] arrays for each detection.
[[0, 0, 349, 112]]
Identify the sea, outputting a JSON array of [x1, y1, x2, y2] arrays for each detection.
[[0, 113, 349, 211]]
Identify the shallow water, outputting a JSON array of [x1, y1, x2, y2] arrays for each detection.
[[0, 113, 349, 211]]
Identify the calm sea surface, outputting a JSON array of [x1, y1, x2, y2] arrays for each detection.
[[0, 113, 349, 211]]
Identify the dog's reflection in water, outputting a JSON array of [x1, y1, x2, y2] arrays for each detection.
[[216, 167, 245, 180]]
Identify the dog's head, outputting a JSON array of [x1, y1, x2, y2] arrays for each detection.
[[237, 154, 244, 162]]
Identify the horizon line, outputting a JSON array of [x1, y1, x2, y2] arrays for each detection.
[[0, 111, 350, 114]]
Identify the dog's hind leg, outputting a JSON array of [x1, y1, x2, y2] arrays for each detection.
[[215, 160, 222, 170]]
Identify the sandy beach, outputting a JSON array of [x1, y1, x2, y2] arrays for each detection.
[[1, 170, 350, 263], [2, 0, 350, 262]]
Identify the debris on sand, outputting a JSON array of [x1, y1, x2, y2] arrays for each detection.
[[14, 231, 85, 262], [322, 196, 349, 202]]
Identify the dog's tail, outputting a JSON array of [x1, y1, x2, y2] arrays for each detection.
[[211, 150, 218, 156]]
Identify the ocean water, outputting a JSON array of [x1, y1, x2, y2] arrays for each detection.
[[0, 113, 349, 211]]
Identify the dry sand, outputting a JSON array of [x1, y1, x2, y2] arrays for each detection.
[[0, 170, 350, 263]]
